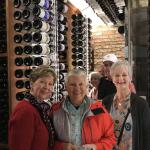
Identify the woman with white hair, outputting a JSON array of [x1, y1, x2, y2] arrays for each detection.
[[88, 71, 102, 100], [51, 68, 116, 150], [102, 60, 150, 150]]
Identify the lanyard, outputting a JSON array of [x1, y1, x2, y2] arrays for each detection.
[[117, 108, 131, 145]]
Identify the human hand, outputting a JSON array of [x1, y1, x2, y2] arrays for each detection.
[[82, 144, 96, 150], [63, 143, 79, 150]]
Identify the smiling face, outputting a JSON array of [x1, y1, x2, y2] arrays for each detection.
[[66, 75, 88, 106], [112, 66, 131, 91], [91, 74, 100, 88], [30, 76, 54, 102]]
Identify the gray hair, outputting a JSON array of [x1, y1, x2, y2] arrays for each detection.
[[30, 65, 57, 84], [110, 60, 132, 78], [89, 71, 102, 81], [65, 68, 88, 84]]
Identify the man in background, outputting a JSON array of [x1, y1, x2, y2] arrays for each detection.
[[98, 53, 118, 100]]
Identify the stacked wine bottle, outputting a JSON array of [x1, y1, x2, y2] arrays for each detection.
[[0, 0, 9, 144], [13, 0, 57, 101], [71, 13, 93, 71], [56, 1, 68, 101]]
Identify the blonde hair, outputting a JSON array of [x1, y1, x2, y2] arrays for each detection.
[[110, 60, 132, 78]]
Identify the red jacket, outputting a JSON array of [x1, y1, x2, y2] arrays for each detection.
[[9, 100, 49, 150], [51, 99, 116, 150]]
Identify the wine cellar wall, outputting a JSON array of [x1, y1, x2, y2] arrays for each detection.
[[0, 0, 93, 147]]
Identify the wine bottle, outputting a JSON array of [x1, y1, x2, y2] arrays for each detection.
[[13, 0, 21, 8], [71, 21, 78, 27], [23, 21, 32, 30], [33, 44, 51, 55], [33, 32, 51, 43], [78, 40, 86, 47], [23, 0, 32, 6], [78, 26, 86, 33], [0, 80, 8, 88], [72, 41, 78, 47], [24, 69, 32, 78], [24, 80, 30, 89], [59, 82, 65, 91], [71, 34, 77, 41], [118, 12, 125, 21], [77, 19, 86, 25], [72, 59, 84, 66], [58, 14, 65, 22], [0, 91, 8, 98], [0, 58, 7, 67], [22, 9, 31, 19], [71, 28, 77, 34], [59, 72, 65, 81], [58, 43, 65, 51], [15, 46, 23, 55], [14, 23, 23, 32], [118, 26, 124, 34], [0, 70, 8, 79], [24, 57, 33, 66], [58, 23, 66, 32], [14, 34, 22, 43], [58, 92, 64, 100], [23, 45, 32, 54], [14, 10, 22, 20], [58, 51, 67, 60], [57, 2, 68, 13], [33, 0, 52, 10], [78, 47, 85, 53], [72, 53, 83, 60], [33, 19, 51, 32], [34, 56, 51, 66], [15, 69, 23, 78], [88, 18, 92, 24], [16, 92, 25, 101], [15, 57, 23, 66], [58, 33, 65, 42], [33, 6, 53, 21], [59, 63, 67, 70], [77, 13, 85, 21], [78, 34, 86, 40], [16, 80, 24, 89], [72, 48, 77, 53], [0, 31, 7, 41], [23, 33, 32, 43], [72, 14, 77, 20], [0, 41, 7, 53]]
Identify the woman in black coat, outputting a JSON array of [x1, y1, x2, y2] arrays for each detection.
[[102, 60, 150, 150]]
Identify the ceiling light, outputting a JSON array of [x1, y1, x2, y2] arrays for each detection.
[[68, 0, 106, 26]]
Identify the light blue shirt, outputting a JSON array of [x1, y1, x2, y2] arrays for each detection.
[[65, 98, 89, 146]]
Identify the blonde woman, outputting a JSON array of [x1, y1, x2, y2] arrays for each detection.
[[103, 60, 150, 150]]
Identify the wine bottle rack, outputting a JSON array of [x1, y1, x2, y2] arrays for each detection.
[[0, 0, 93, 147], [0, 0, 9, 146]]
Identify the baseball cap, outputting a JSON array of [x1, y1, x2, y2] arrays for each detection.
[[103, 54, 118, 63]]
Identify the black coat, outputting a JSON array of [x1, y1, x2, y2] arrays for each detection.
[[98, 77, 116, 100], [102, 93, 150, 150]]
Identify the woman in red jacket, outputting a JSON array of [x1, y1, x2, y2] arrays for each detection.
[[51, 68, 116, 150], [9, 65, 57, 150]]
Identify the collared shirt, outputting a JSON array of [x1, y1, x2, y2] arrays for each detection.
[[65, 98, 89, 146]]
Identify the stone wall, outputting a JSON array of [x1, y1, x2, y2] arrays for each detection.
[[91, 25, 125, 71]]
